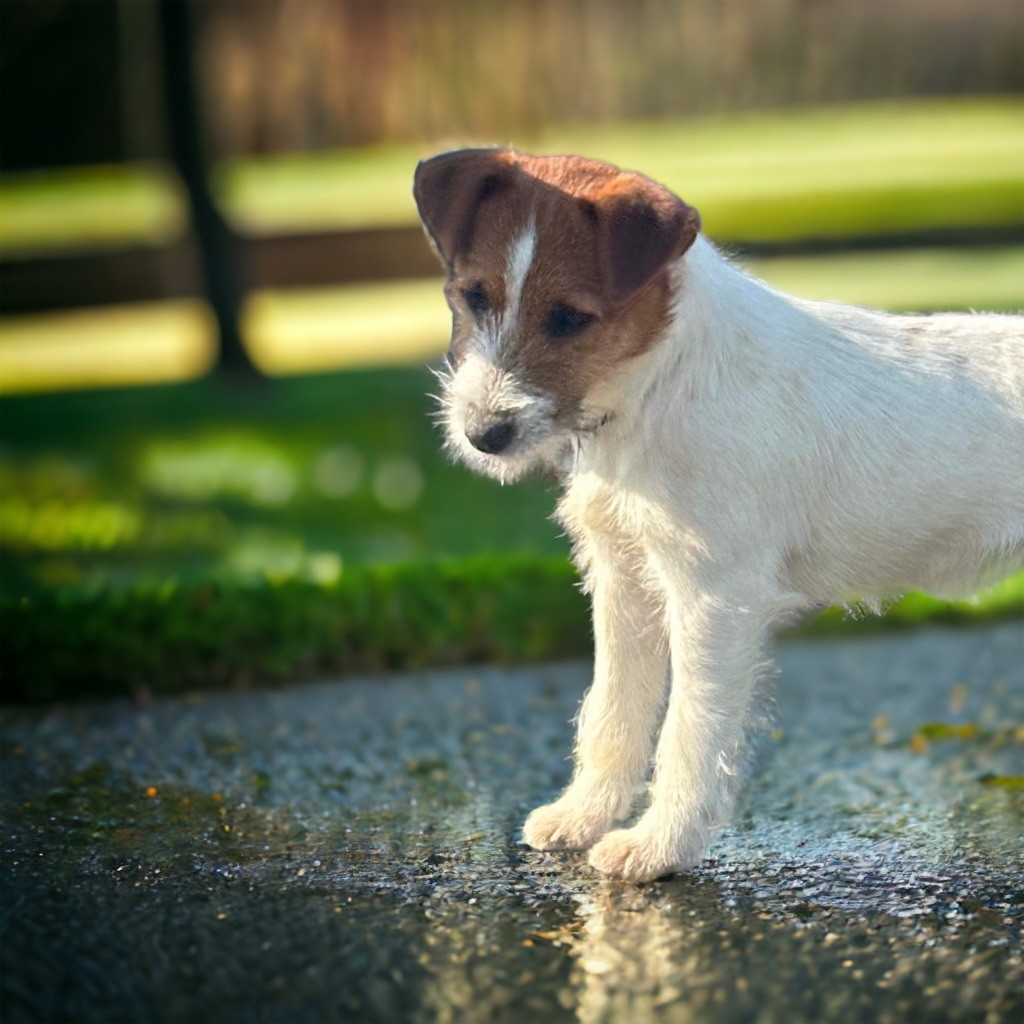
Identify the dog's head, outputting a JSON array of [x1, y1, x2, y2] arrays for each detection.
[[413, 148, 700, 481]]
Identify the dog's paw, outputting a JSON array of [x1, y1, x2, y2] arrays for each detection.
[[522, 799, 614, 852], [587, 824, 707, 881]]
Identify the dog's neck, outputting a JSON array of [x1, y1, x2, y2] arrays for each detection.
[[564, 237, 782, 480]]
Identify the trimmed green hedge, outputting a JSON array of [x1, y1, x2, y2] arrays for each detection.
[[0, 556, 588, 702], [3, 554, 1020, 703]]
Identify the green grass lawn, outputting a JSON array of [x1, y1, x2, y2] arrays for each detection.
[[2, 367, 1021, 701], [0, 369, 567, 698], [2, 97, 1021, 253]]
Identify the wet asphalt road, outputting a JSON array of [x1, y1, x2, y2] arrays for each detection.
[[2, 623, 1022, 1023]]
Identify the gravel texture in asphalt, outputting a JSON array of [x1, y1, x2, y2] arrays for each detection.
[[2, 623, 1022, 1022]]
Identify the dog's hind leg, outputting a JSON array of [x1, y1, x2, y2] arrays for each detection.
[[522, 541, 669, 852]]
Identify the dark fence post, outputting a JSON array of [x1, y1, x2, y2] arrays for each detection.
[[158, 0, 257, 379]]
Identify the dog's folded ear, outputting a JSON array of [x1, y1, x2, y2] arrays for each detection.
[[591, 180, 700, 307], [413, 148, 513, 269]]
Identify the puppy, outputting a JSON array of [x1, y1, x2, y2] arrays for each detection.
[[413, 148, 1024, 881]]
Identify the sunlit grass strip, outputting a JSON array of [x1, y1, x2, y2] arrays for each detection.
[[551, 98, 1024, 244], [247, 247, 1024, 378], [749, 247, 1024, 314], [243, 279, 450, 375], [219, 97, 1024, 239], [0, 163, 186, 255], [2, 557, 1020, 702], [2, 245, 1020, 394], [1, 98, 1021, 256], [0, 300, 216, 395]]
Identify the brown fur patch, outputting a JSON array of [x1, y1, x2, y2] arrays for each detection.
[[415, 149, 699, 423]]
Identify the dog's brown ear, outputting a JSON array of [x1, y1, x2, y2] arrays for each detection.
[[590, 178, 700, 306], [413, 149, 513, 269]]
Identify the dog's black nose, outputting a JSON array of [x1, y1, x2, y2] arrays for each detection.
[[469, 419, 517, 454]]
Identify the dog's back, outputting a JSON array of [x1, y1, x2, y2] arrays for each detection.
[[752, 290, 1024, 603]]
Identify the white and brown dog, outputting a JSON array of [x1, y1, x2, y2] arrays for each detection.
[[413, 148, 1024, 881]]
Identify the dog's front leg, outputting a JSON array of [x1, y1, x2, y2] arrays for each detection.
[[589, 585, 769, 880], [522, 546, 669, 852]]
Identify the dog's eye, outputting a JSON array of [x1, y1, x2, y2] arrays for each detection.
[[461, 285, 490, 318], [544, 303, 595, 340]]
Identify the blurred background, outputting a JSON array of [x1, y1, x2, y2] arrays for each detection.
[[1, 0, 1022, 700]]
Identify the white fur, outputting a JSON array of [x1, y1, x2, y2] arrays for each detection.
[[500, 220, 537, 335], [445, 235, 1024, 880]]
